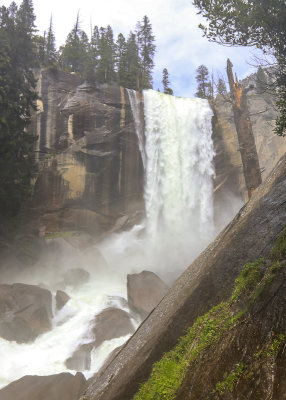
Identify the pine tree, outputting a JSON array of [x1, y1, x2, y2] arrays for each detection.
[[96, 25, 116, 83], [116, 33, 128, 85], [137, 16, 156, 89], [0, 1, 38, 215], [256, 66, 268, 95], [60, 12, 89, 75], [216, 78, 227, 97], [35, 32, 46, 65], [162, 68, 173, 95], [195, 65, 211, 99], [90, 25, 100, 68], [45, 16, 57, 68]]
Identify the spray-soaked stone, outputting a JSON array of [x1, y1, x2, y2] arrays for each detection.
[[127, 271, 169, 318], [0, 283, 52, 343], [55, 290, 70, 310], [0, 372, 86, 400]]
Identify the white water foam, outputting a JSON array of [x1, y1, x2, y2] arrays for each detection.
[[143, 89, 214, 238]]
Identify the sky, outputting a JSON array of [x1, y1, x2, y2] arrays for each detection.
[[2, 0, 262, 97]]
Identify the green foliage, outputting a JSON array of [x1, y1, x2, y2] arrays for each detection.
[[0, 0, 38, 215], [195, 65, 212, 99], [215, 363, 244, 393], [266, 334, 285, 357], [162, 68, 173, 95], [117, 32, 141, 90], [44, 16, 58, 69], [231, 258, 264, 301], [59, 12, 89, 76], [275, 89, 286, 136], [216, 78, 227, 97], [133, 301, 236, 400], [96, 25, 116, 83], [271, 226, 286, 260], [44, 230, 80, 239], [193, 0, 286, 135], [136, 15, 156, 89]]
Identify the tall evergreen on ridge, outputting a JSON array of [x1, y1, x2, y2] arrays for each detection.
[[44, 15, 57, 68], [136, 15, 156, 89], [90, 25, 100, 68], [96, 25, 116, 83], [117, 31, 141, 89], [116, 33, 128, 85], [195, 65, 211, 99], [216, 77, 227, 97], [162, 68, 173, 95], [0, 0, 38, 215], [59, 12, 89, 75]]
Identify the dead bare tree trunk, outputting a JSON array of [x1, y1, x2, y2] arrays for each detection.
[[226, 58, 262, 199]]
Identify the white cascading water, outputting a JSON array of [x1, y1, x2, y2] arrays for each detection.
[[143, 89, 214, 238], [126, 89, 146, 169], [0, 89, 215, 389]]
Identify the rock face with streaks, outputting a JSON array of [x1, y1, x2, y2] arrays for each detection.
[[212, 71, 286, 228], [30, 69, 144, 237], [29, 69, 286, 237]]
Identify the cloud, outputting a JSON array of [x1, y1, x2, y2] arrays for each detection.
[[2, 0, 262, 97]]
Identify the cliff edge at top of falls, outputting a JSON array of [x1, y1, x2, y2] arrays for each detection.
[[81, 154, 286, 400]]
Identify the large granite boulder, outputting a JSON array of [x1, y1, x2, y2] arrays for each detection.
[[55, 290, 70, 310], [0, 373, 86, 400], [81, 155, 286, 400], [92, 307, 135, 346], [66, 307, 135, 371], [62, 268, 90, 288], [0, 283, 52, 343], [127, 271, 169, 318]]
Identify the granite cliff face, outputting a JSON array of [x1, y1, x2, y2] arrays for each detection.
[[29, 69, 286, 237], [29, 69, 144, 236], [212, 74, 286, 211]]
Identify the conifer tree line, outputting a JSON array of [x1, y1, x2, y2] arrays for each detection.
[[37, 12, 157, 91]]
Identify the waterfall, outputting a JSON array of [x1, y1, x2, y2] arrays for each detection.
[[143, 90, 215, 239], [126, 89, 146, 169], [128, 89, 215, 258]]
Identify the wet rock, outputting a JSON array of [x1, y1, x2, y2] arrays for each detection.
[[63, 268, 90, 288], [66, 342, 94, 371], [55, 290, 70, 310], [106, 295, 129, 310], [0, 283, 52, 343], [30, 70, 144, 238], [127, 271, 169, 318], [0, 372, 86, 400], [66, 307, 135, 371], [92, 307, 135, 347]]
